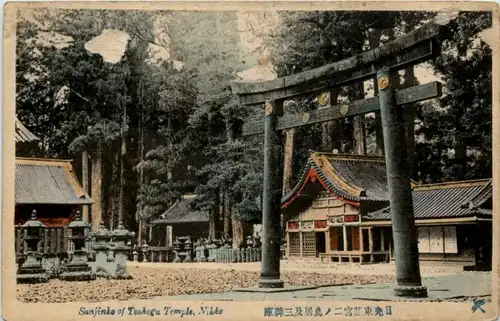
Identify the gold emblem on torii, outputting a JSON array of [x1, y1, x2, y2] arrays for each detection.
[[265, 101, 273, 115], [317, 92, 330, 107], [339, 104, 349, 116], [378, 75, 390, 90]]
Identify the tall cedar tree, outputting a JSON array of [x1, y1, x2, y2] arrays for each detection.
[[16, 9, 198, 233], [168, 12, 263, 246], [415, 12, 492, 182]]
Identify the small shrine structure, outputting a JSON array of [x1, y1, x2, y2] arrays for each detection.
[[149, 194, 210, 246]]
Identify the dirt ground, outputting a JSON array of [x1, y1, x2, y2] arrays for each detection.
[[17, 264, 398, 303], [17, 260, 468, 304], [132, 259, 466, 276]]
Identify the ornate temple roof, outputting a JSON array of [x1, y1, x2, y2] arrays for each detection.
[[281, 152, 411, 208], [15, 158, 92, 205], [150, 194, 209, 225], [366, 179, 492, 221]]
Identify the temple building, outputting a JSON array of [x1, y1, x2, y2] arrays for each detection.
[[15, 158, 93, 227], [281, 152, 493, 267], [14, 118, 92, 227], [149, 194, 210, 246], [366, 179, 492, 267]]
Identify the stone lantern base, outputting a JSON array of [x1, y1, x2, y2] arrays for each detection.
[[59, 261, 96, 281], [17, 260, 48, 284]]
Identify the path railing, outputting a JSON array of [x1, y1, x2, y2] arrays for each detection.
[[131, 246, 173, 263], [129, 237, 266, 264], [213, 247, 262, 263]]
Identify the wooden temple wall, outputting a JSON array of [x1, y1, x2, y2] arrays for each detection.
[[285, 197, 488, 265], [286, 196, 358, 259]]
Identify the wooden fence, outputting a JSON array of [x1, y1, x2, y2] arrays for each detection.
[[214, 247, 262, 263], [131, 246, 173, 263]]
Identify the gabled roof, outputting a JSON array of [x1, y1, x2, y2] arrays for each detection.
[[151, 194, 209, 224], [15, 158, 92, 205], [282, 152, 412, 208], [15, 118, 39, 143], [366, 179, 493, 221]]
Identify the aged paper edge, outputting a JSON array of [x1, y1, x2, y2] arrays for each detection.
[[2, 1, 499, 321]]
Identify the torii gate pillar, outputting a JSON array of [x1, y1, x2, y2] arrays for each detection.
[[258, 99, 284, 288], [378, 67, 427, 297]]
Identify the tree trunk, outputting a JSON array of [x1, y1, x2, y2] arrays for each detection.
[[118, 101, 128, 227], [138, 218, 143, 246], [282, 129, 295, 195], [223, 119, 235, 240], [210, 191, 220, 239], [353, 117, 367, 155], [137, 99, 145, 245], [118, 135, 126, 226], [221, 193, 226, 237], [403, 66, 417, 179], [320, 89, 342, 152], [90, 141, 103, 231], [110, 149, 120, 230], [455, 43, 468, 179], [369, 28, 384, 156], [81, 151, 90, 223], [351, 83, 366, 155], [224, 197, 232, 239], [374, 77, 385, 156], [232, 217, 245, 249]]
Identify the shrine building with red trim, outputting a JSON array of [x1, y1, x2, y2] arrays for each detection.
[[281, 152, 492, 267]]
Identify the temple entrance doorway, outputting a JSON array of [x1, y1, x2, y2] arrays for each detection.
[[315, 232, 326, 257]]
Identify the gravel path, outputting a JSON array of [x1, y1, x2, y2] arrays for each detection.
[[132, 260, 465, 276], [280, 259, 465, 276], [17, 266, 396, 303]]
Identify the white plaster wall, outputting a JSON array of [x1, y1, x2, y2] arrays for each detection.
[[417, 226, 458, 254]]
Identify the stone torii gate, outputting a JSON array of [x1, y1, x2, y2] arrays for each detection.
[[231, 23, 446, 298]]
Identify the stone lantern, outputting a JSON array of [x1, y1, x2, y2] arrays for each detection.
[[60, 210, 96, 281], [194, 239, 202, 262], [206, 240, 218, 262], [17, 210, 48, 284], [199, 239, 208, 262], [142, 242, 150, 263], [110, 220, 135, 279], [92, 222, 111, 277], [172, 237, 182, 263], [246, 235, 254, 248], [253, 234, 262, 248], [184, 236, 193, 262]]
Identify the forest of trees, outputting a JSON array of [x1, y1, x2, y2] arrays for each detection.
[[16, 10, 492, 248]]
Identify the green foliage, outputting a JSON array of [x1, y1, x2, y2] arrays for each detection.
[[415, 11, 492, 182], [263, 11, 492, 184], [16, 9, 199, 228], [165, 12, 263, 223], [16, 9, 137, 157], [16, 9, 493, 233]]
